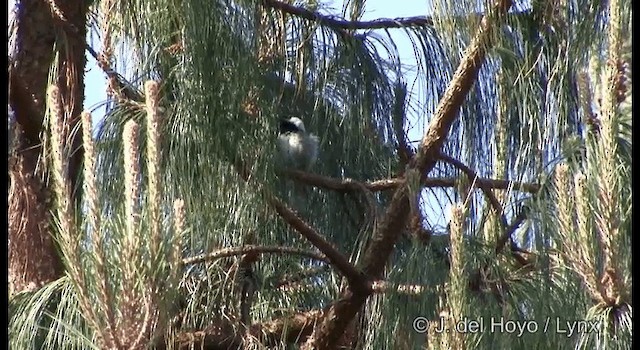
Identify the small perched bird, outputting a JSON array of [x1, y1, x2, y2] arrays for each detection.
[[277, 117, 319, 208], [277, 117, 319, 171]]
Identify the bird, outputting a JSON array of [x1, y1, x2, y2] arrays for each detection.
[[277, 117, 319, 207], [277, 117, 319, 171]]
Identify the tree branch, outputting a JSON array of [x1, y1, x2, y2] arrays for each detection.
[[435, 153, 535, 257], [282, 169, 396, 192], [303, 0, 515, 348], [284, 169, 540, 194], [249, 310, 324, 347], [496, 207, 529, 254], [85, 45, 145, 103], [392, 81, 416, 171], [232, 159, 368, 294], [182, 245, 329, 266], [267, 196, 369, 294], [262, 0, 435, 30], [278, 279, 431, 296], [437, 152, 509, 229]]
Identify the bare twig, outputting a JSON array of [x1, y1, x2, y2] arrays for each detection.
[[238, 254, 257, 327], [392, 81, 416, 170], [182, 245, 329, 266], [437, 153, 509, 229], [436, 153, 534, 255]]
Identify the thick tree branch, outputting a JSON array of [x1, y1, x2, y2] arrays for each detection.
[[234, 160, 369, 294], [182, 245, 329, 265], [268, 196, 369, 294], [304, 1, 514, 348], [249, 309, 324, 347], [8, 71, 42, 147], [8, 0, 88, 295], [364, 0, 515, 282]]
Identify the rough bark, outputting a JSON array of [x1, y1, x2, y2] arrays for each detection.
[[302, 0, 514, 347], [8, 0, 87, 296]]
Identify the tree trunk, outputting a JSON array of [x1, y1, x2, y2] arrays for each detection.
[[8, 0, 87, 296]]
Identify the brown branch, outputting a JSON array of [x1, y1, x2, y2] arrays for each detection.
[[262, 0, 533, 33], [282, 169, 399, 192], [437, 152, 509, 229], [435, 153, 533, 255], [277, 173, 377, 224], [54, 7, 144, 107], [170, 323, 243, 350], [277, 279, 432, 296], [303, 1, 515, 348], [262, 0, 434, 30], [9, 0, 89, 295], [285, 169, 540, 194], [182, 245, 329, 266], [85, 45, 145, 103], [234, 159, 368, 295], [364, 0, 515, 288], [267, 196, 369, 294], [249, 309, 324, 347], [496, 208, 529, 254], [238, 254, 257, 327]]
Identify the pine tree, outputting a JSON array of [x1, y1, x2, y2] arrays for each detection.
[[9, 0, 631, 349]]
